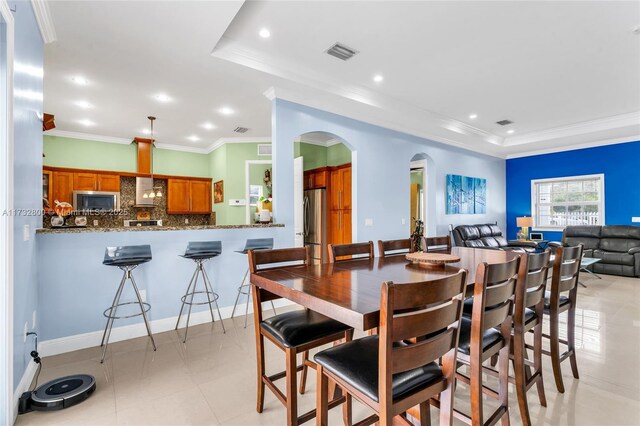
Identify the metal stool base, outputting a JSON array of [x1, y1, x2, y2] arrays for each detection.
[[100, 265, 156, 363], [175, 259, 225, 343]]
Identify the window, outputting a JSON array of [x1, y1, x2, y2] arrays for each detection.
[[249, 185, 263, 206], [531, 174, 604, 230]]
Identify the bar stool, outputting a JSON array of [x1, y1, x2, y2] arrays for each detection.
[[101, 245, 156, 363], [175, 241, 226, 343], [230, 238, 276, 328]]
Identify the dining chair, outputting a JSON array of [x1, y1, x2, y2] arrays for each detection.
[[542, 244, 583, 393], [328, 241, 374, 263], [377, 238, 414, 258], [314, 270, 468, 426], [249, 246, 354, 425], [423, 235, 452, 253], [454, 256, 521, 426]]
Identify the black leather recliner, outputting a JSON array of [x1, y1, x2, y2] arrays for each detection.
[[451, 224, 537, 252], [552, 225, 640, 277]]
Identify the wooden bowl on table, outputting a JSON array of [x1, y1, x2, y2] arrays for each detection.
[[406, 252, 461, 268]]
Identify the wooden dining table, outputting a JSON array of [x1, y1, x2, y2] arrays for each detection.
[[250, 246, 521, 331]]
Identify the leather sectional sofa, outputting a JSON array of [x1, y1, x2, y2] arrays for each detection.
[[552, 225, 640, 277], [451, 224, 538, 253]]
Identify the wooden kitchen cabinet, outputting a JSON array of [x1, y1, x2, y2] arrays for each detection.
[[167, 178, 211, 214], [189, 180, 211, 214], [304, 168, 329, 190], [97, 174, 121, 192], [73, 173, 97, 191], [329, 209, 352, 246], [329, 166, 351, 210], [52, 171, 74, 205]]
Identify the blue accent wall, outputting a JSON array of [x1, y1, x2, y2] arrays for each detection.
[[506, 141, 640, 241], [10, 0, 43, 392]]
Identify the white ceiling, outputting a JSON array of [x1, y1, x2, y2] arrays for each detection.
[[43, 1, 640, 157]]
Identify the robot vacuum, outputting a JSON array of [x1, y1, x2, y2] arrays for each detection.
[[19, 374, 96, 413]]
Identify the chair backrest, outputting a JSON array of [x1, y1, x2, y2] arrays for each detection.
[[514, 250, 551, 327], [549, 244, 583, 303], [377, 239, 414, 258], [470, 257, 520, 340], [248, 246, 310, 273], [328, 241, 374, 263], [378, 270, 468, 408], [423, 235, 452, 253]]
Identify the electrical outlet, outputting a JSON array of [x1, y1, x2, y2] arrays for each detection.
[[23, 322, 28, 342], [93, 220, 99, 226], [23, 224, 30, 241], [139, 289, 147, 302], [401, 218, 406, 225], [365, 218, 374, 227], [185, 218, 189, 224], [32, 310, 36, 329], [632, 217, 640, 223]]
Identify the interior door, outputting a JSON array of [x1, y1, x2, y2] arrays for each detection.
[[293, 156, 304, 247]]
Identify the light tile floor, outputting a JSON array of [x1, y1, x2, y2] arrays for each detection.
[[16, 273, 640, 425]]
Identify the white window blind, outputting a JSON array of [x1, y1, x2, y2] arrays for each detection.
[[531, 174, 604, 230]]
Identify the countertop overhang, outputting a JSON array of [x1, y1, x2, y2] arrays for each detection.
[[36, 223, 284, 234]]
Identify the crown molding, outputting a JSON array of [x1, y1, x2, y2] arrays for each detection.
[[45, 129, 130, 145], [30, 0, 56, 43], [505, 134, 640, 159], [205, 136, 271, 153], [503, 111, 640, 147], [154, 143, 210, 154]]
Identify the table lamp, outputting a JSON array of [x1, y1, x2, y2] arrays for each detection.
[[516, 216, 534, 240]]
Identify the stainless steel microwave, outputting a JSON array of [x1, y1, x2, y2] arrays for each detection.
[[73, 191, 121, 212]]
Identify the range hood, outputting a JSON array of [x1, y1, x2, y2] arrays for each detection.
[[134, 177, 155, 207]]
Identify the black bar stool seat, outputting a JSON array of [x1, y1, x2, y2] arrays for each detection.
[[175, 241, 226, 342], [231, 238, 276, 327], [100, 245, 156, 363]]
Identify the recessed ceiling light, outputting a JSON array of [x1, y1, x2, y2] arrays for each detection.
[[77, 119, 95, 127], [218, 107, 234, 116], [74, 100, 93, 109], [259, 28, 271, 38], [201, 122, 216, 130], [373, 74, 384, 83], [154, 93, 172, 103], [187, 135, 200, 142], [507, 129, 515, 134], [70, 76, 89, 86], [469, 113, 478, 119]]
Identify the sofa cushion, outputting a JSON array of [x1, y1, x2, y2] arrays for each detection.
[[458, 225, 480, 241], [494, 236, 509, 247], [599, 238, 640, 253], [593, 250, 635, 266], [488, 224, 502, 237], [481, 237, 501, 248], [477, 225, 493, 238], [564, 226, 602, 239], [601, 225, 640, 240], [466, 239, 486, 248]]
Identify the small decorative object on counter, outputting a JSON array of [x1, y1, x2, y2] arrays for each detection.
[[74, 216, 87, 227], [53, 200, 73, 226], [257, 196, 272, 213]]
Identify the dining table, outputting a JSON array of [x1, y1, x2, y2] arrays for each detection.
[[250, 246, 522, 331]]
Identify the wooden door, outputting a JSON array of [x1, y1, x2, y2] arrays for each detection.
[[167, 179, 190, 214], [73, 173, 97, 191], [97, 174, 121, 192], [52, 171, 74, 205], [190, 180, 211, 214], [341, 167, 352, 210]]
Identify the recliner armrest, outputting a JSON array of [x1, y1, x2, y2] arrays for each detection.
[[507, 240, 538, 248], [547, 241, 564, 248], [629, 247, 640, 255]]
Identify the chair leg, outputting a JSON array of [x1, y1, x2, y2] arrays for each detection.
[[567, 305, 580, 380], [175, 265, 199, 331], [244, 284, 252, 328], [230, 268, 249, 319], [270, 300, 277, 316], [513, 330, 531, 426], [532, 323, 547, 407], [181, 267, 200, 343], [286, 348, 299, 426], [317, 364, 329, 426], [255, 333, 266, 413], [200, 265, 226, 333], [299, 351, 309, 394], [129, 272, 156, 351], [100, 271, 127, 363], [549, 310, 565, 393], [498, 341, 511, 426], [419, 400, 431, 426], [469, 351, 484, 426]]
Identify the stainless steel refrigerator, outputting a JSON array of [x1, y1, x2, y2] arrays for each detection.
[[304, 188, 327, 264]]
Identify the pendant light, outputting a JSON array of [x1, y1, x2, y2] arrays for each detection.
[[142, 116, 163, 199]]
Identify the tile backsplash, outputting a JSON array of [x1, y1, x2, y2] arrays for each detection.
[[43, 177, 215, 228]]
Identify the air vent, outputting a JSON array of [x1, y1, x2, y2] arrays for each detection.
[[234, 127, 249, 133], [496, 120, 513, 126], [257, 144, 272, 156], [326, 42, 358, 61]]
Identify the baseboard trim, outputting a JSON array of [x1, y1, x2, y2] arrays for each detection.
[[12, 358, 38, 421], [39, 299, 294, 357]]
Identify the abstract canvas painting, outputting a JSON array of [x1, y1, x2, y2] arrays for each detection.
[[446, 174, 486, 214]]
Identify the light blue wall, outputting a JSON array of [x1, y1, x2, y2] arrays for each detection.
[[11, 0, 43, 391], [272, 99, 506, 247], [36, 227, 288, 341]]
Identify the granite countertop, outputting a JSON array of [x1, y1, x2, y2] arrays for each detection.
[[36, 223, 285, 234]]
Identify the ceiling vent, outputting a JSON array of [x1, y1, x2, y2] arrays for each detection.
[[326, 42, 358, 61], [234, 127, 249, 133], [496, 119, 513, 126], [257, 144, 272, 156]]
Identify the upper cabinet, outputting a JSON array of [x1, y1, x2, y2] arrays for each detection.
[[167, 178, 211, 214], [304, 168, 328, 190], [329, 166, 351, 210], [52, 171, 74, 205], [73, 173, 97, 191], [97, 174, 121, 192]]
